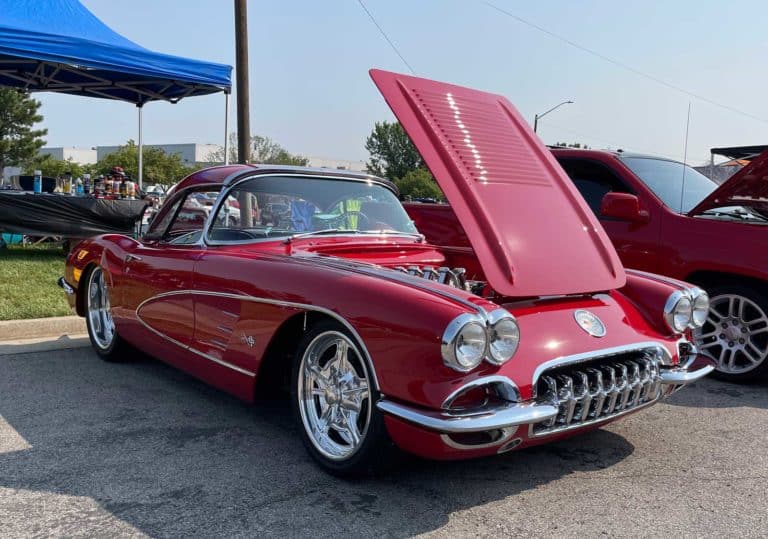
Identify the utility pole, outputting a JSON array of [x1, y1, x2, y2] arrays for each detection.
[[234, 0, 253, 225], [234, 0, 250, 164]]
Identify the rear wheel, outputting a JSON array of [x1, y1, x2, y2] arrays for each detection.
[[84, 266, 130, 361], [291, 320, 392, 475], [693, 284, 768, 383]]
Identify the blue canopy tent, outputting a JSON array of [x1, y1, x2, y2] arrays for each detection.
[[0, 0, 233, 186]]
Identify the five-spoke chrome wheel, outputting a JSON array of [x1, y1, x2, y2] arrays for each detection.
[[695, 293, 768, 375], [86, 267, 116, 350], [297, 331, 371, 461]]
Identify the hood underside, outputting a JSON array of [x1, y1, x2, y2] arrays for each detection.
[[369, 69, 625, 297], [689, 149, 768, 217]]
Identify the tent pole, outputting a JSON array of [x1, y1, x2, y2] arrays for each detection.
[[137, 104, 144, 189], [224, 92, 230, 165]]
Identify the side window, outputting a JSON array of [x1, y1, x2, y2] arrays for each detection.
[[146, 187, 222, 244], [144, 195, 183, 240], [558, 159, 631, 215]]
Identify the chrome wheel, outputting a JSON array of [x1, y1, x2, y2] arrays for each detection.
[[694, 294, 768, 374], [87, 267, 115, 350], [297, 331, 371, 461]]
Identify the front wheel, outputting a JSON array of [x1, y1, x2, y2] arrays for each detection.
[[291, 321, 392, 475], [693, 284, 768, 383], [84, 265, 130, 361]]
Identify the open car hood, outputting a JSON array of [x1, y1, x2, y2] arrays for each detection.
[[689, 149, 768, 217], [370, 69, 625, 297]]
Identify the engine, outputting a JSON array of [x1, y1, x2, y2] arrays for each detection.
[[392, 265, 486, 295]]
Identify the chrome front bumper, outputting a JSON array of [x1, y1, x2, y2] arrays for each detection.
[[377, 399, 558, 434], [58, 276, 75, 295], [376, 355, 714, 436], [659, 354, 715, 386]]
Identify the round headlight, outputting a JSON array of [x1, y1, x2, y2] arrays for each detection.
[[691, 291, 710, 328], [488, 318, 520, 365], [442, 314, 487, 372], [454, 322, 487, 370], [665, 292, 692, 333]]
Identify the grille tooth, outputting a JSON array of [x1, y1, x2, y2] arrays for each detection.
[[586, 368, 605, 419], [572, 371, 590, 422], [555, 375, 576, 425], [602, 366, 619, 416], [533, 350, 664, 436], [615, 363, 631, 412]]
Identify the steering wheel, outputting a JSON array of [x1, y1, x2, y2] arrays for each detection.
[[339, 210, 370, 230]]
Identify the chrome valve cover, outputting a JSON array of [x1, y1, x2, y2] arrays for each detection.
[[532, 350, 663, 436]]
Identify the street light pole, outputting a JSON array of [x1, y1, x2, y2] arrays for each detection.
[[533, 100, 573, 133]]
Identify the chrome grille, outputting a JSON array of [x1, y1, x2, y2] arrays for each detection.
[[532, 350, 663, 436]]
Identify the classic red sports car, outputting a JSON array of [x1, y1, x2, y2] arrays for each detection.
[[60, 70, 713, 475]]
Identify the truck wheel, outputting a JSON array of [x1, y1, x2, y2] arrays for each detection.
[[291, 320, 393, 476], [693, 284, 768, 383]]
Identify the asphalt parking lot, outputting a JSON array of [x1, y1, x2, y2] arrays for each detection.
[[0, 346, 766, 538]]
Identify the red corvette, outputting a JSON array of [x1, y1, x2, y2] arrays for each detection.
[[60, 70, 713, 475]]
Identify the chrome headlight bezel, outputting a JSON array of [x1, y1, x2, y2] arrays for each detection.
[[486, 309, 520, 365], [690, 288, 710, 329], [441, 309, 520, 372], [663, 290, 693, 333]]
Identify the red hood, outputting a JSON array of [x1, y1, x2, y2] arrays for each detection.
[[689, 149, 768, 217], [369, 69, 625, 297]]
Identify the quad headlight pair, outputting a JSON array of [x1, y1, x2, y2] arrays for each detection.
[[442, 310, 520, 372], [664, 287, 709, 334]]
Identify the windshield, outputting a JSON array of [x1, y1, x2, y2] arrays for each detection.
[[621, 156, 717, 213], [207, 175, 417, 242]]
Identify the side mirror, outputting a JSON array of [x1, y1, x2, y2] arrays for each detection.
[[600, 192, 649, 223]]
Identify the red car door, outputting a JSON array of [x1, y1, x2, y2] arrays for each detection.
[[114, 189, 215, 350]]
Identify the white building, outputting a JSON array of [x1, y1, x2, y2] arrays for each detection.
[[307, 156, 367, 173], [97, 143, 221, 165], [39, 146, 97, 164]]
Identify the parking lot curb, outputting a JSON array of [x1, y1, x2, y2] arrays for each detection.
[[0, 334, 90, 355], [0, 315, 86, 341]]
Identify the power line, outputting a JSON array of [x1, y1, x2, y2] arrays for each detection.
[[482, 1, 768, 125], [357, 0, 416, 75]]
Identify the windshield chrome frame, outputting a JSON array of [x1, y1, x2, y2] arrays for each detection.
[[202, 172, 418, 247]]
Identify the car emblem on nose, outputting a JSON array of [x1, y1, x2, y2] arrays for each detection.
[[574, 310, 606, 337]]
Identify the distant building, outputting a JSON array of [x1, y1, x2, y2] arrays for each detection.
[[1, 166, 21, 182], [97, 143, 220, 165], [39, 146, 97, 164], [307, 156, 367, 173]]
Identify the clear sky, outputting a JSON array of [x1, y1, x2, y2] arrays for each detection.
[[36, 0, 768, 165]]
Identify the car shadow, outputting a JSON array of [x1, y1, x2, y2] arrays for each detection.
[[0, 347, 634, 537], [662, 376, 768, 410]]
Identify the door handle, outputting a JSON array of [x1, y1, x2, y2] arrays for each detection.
[[125, 254, 143, 263]]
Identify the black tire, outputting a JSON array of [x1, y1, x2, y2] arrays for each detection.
[[694, 283, 768, 383], [83, 265, 132, 362], [290, 319, 394, 476]]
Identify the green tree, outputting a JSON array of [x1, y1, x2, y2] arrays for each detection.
[[0, 88, 47, 172], [395, 167, 444, 201], [24, 154, 94, 178], [97, 140, 197, 185], [207, 133, 308, 166], [365, 121, 424, 179]]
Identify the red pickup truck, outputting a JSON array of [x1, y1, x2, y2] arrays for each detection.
[[406, 148, 768, 383]]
